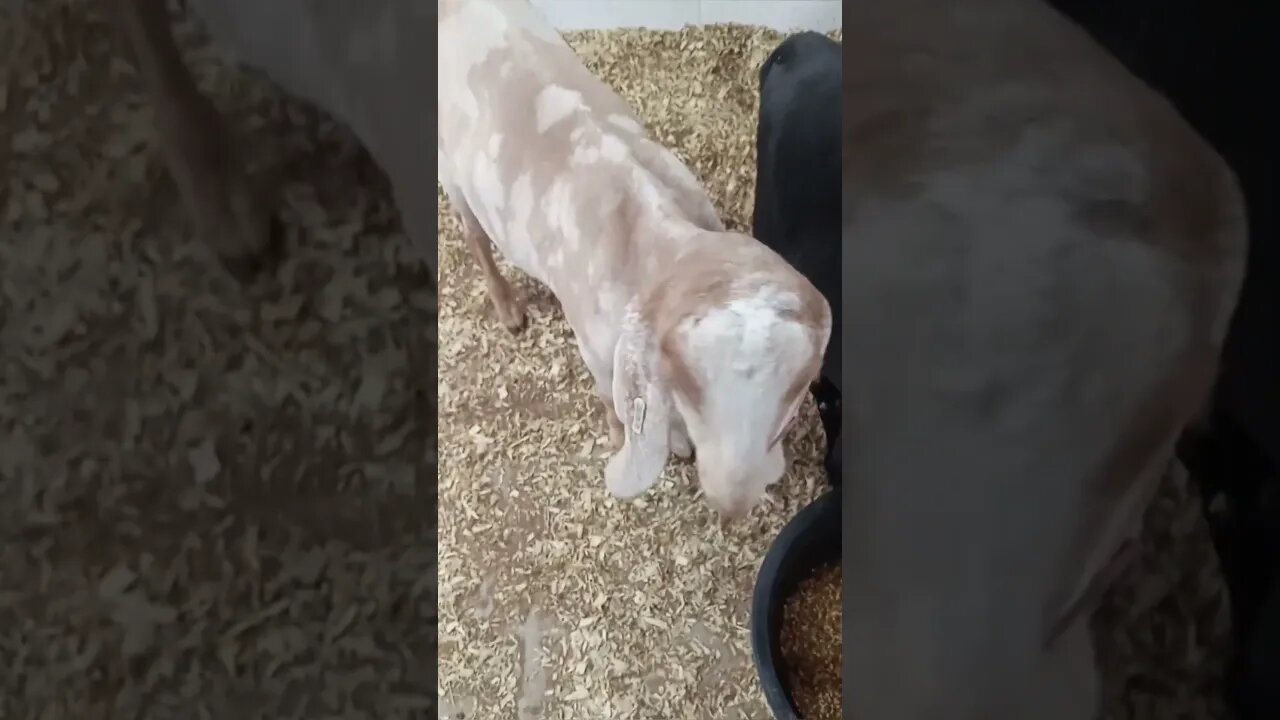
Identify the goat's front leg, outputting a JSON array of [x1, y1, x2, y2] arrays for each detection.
[[669, 419, 693, 461], [576, 337, 625, 448], [112, 0, 277, 279], [603, 394, 625, 449]]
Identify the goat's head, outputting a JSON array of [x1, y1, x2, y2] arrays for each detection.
[[605, 235, 831, 518]]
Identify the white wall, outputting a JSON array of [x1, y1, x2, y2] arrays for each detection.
[[531, 0, 841, 32]]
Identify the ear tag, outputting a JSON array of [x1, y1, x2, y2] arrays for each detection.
[[631, 397, 647, 435]]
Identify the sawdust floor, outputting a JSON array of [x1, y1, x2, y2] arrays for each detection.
[[437, 24, 1234, 720], [1, 2, 436, 719]]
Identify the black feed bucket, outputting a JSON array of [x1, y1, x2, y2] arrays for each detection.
[[749, 488, 841, 718]]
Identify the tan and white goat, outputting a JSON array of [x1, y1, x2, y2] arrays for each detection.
[[438, 0, 832, 518], [844, 0, 1248, 717]]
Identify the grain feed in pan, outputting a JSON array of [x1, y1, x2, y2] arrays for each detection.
[[781, 563, 843, 719]]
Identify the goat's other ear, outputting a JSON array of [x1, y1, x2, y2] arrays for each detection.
[[605, 308, 671, 499]]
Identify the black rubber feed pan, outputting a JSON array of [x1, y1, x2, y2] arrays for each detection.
[[750, 488, 841, 718]]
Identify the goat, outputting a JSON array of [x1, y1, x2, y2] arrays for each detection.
[[843, 0, 1248, 716], [108, 0, 439, 283], [753, 31, 842, 485], [437, 0, 832, 518]]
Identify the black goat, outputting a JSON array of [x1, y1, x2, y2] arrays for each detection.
[[753, 31, 842, 485]]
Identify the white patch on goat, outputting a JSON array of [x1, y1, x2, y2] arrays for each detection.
[[438, 2, 511, 120], [628, 166, 668, 213], [600, 134, 629, 163], [508, 172, 535, 237], [570, 142, 601, 166], [576, 286, 628, 377], [596, 286, 629, 326], [544, 178, 581, 251], [535, 85, 583, 133], [471, 154, 506, 238], [488, 134, 504, 159], [607, 114, 645, 135], [473, 155, 506, 210], [499, 171, 544, 279], [753, 282, 803, 316], [700, 293, 785, 374]]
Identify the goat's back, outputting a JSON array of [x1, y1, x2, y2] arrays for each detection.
[[437, 0, 722, 301]]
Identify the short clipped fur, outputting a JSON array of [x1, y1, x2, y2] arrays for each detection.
[[438, 0, 832, 517]]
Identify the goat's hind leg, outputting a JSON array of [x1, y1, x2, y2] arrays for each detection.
[[111, 0, 279, 279], [449, 193, 526, 333]]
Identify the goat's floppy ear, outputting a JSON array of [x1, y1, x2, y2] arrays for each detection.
[[605, 305, 671, 499]]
